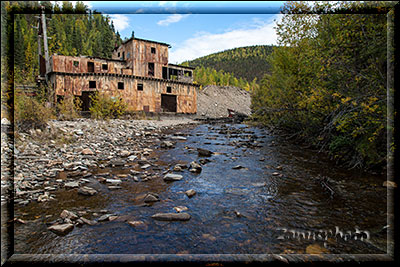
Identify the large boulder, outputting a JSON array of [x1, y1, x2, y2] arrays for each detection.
[[197, 148, 213, 157], [48, 223, 74, 236], [78, 186, 97, 196], [163, 173, 183, 181]]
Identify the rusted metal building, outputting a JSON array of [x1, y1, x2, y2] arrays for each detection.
[[47, 36, 198, 113]]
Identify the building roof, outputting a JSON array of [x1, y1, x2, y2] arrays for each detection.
[[168, 63, 196, 70], [114, 36, 172, 50]]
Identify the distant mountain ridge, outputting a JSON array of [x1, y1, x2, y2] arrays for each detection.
[[183, 45, 274, 83]]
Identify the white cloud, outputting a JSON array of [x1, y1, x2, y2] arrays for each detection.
[[157, 14, 189, 26], [169, 15, 283, 64], [109, 14, 130, 32], [158, 1, 178, 7]]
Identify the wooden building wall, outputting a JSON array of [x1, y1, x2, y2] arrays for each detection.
[[112, 39, 169, 79], [50, 73, 197, 114], [50, 55, 130, 75]]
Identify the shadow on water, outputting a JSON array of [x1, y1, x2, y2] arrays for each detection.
[[14, 123, 388, 254]]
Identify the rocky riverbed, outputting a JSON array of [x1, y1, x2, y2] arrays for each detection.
[[1, 117, 392, 258], [2, 117, 198, 206]]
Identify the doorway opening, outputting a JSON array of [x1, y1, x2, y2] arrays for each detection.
[[161, 94, 177, 112]]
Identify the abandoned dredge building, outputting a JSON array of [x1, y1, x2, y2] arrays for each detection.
[[45, 35, 198, 114]]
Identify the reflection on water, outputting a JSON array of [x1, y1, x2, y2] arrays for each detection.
[[14, 123, 387, 254]]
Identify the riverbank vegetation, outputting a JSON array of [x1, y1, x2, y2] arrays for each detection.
[[251, 1, 393, 170]]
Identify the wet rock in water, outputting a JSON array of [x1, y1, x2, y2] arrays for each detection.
[[272, 172, 280, 176], [79, 217, 97, 226], [202, 233, 217, 241], [81, 148, 94, 155], [60, 210, 79, 221], [383, 181, 397, 188], [234, 210, 244, 218], [199, 158, 211, 165], [144, 193, 160, 203], [170, 136, 187, 140], [185, 189, 196, 198], [160, 141, 175, 148], [109, 215, 119, 221], [276, 166, 283, 170], [173, 165, 183, 172], [232, 165, 244, 169], [173, 206, 188, 213], [141, 164, 151, 169], [106, 179, 122, 185], [163, 173, 183, 181], [78, 186, 97, 196], [197, 148, 213, 157], [98, 214, 114, 222], [127, 220, 146, 228], [64, 181, 79, 189], [189, 161, 202, 173], [48, 223, 74, 236], [151, 212, 191, 221], [108, 186, 122, 190]]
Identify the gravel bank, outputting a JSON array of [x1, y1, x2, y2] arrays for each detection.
[[196, 85, 251, 118], [1, 117, 199, 206]]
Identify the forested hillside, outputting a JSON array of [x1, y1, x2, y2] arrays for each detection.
[[184, 45, 273, 84], [189, 66, 259, 92], [3, 1, 122, 84], [251, 1, 393, 170]]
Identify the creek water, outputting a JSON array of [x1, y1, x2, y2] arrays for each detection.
[[13, 123, 388, 255]]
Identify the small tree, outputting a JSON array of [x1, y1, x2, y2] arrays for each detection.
[[89, 92, 127, 119], [14, 92, 55, 132], [57, 95, 82, 120]]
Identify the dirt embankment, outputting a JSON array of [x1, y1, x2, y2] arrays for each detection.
[[196, 85, 251, 118]]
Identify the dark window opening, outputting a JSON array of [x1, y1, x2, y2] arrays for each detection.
[[118, 82, 124, 90], [148, 62, 155, 76], [162, 67, 168, 79], [102, 64, 108, 70], [89, 81, 96, 89], [87, 62, 94, 72], [118, 52, 120, 57], [137, 83, 143, 91], [127, 52, 130, 59], [73, 61, 79, 67], [122, 52, 125, 60], [184, 70, 192, 77], [151, 47, 156, 54], [167, 86, 172, 93]]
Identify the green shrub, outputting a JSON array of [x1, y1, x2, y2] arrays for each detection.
[[14, 93, 55, 132], [89, 92, 127, 119], [57, 96, 82, 120]]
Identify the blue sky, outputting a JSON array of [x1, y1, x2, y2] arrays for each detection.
[[69, 1, 285, 63]]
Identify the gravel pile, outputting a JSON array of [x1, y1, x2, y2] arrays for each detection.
[[196, 85, 251, 118]]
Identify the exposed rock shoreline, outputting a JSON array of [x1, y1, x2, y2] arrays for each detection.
[[1, 117, 199, 206]]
